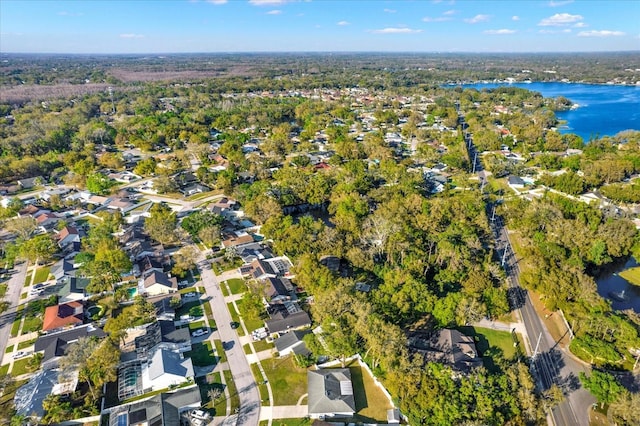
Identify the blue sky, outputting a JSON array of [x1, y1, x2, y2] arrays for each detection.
[[1, 0, 639, 53]]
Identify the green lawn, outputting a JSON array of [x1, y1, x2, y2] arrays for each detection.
[[0, 364, 9, 376], [346, 361, 393, 423], [10, 305, 24, 337], [220, 283, 230, 297], [17, 338, 37, 350], [213, 339, 226, 363], [262, 356, 308, 406], [226, 279, 246, 295], [195, 374, 225, 416], [19, 292, 27, 300], [223, 369, 240, 414], [186, 341, 217, 367], [0, 283, 7, 298], [619, 266, 640, 287], [250, 363, 270, 403], [33, 266, 50, 284], [11, 357, 35, 376], [244, 340, 274, 355], [188, 320, 206, 331], [176, 300, 201, 318], [21, 316, 42, 334], [4, 344, 14, 353], [458, 326, 522, 371]]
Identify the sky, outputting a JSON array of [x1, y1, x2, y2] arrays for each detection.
[[1, 0, 639, 54]]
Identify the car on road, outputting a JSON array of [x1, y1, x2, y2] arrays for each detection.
[[230, 321, 240, 329], [222, 341, 234, 350], [33, 283, 46, 289], [29, 289, 44, 296], [191, 329, 207, 337], [183, 292, 197, 298], [12, 351, 27, 359]]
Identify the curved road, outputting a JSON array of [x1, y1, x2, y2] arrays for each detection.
[[198, 257, 260, 426]]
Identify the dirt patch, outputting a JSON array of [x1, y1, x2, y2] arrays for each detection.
[[528, 291, 572, 348]]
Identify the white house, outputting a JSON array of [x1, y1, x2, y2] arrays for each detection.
[[141, 348, 194, 392]]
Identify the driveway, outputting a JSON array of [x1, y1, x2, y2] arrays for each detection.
[[198, 257, 260, 426]]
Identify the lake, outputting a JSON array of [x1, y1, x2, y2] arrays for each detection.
[[460, 82, 640, 142], [595, 256, 640, 313]]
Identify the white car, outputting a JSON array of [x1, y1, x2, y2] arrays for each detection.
[[12, 351, 27, 359], [184, 292, 197, 298], [191, 410, 208, 420], [191, 329, 207, 337]]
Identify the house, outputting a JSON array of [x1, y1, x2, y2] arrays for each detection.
[[56, 226, 81, 249], [141, 348, 194, 392], [243, 257, 293, 280], [17, 176, 44, 189], [507, 175, 525, 190], [137, 255, 165, 278], [134, 320, 191, 359], [50, 259, 75, 283], [128, 240, 163, 261], [154, 297, 176, 321], [274, 330, 311, 356], [103, 387, 201, 426], [42, 301, 84, 332], [387, 408, 401, 424], [265, 309, 311, 334], [34, 324, 106, 369], [181, 183, 210, 196], [14, 369, 77, 420], [141, 271, 178, 296], [262, 277, 292, 304], [307, 368, 356, 419], [35, 212, 60, 230], [221, 230, 254, 248], [58, 277, 90, 303], [420, 328, 483, 372]]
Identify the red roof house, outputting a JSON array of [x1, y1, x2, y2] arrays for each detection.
[[42, 301, 84, 332]]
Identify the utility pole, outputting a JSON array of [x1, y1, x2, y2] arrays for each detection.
[[108, 86, 115, 114], [472, 152, 478, 173]]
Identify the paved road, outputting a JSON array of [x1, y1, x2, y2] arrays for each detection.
[[458, 111, 593, 426], [0, 262, 28, 357], [198, 258, 260, 426]]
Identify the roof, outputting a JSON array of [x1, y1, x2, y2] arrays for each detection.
[[106, 387, 201, 426], [159, 319, 190, 345], [50, 259, 75, 279], [14, 369, 59, 418], [307, 368, 356, 416], [424, 329, 483, 372], [143, 271, 178, 290], [56, 225, 79, 241], [42, 301, 84, 331], [36, 325, 105, 366], [264, 277, 290, 301], [507, 175, 525, 186], [266, 310, 311, 334], [147, 348, 194, 381], [275, 330, 310, 353]]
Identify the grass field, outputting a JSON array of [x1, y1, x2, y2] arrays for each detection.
[[619, 267, 640, 286], [223, 369, 240, 414], [250, 363, 270, 403], [17, 338, 37, 350], [4, 345, 14, 353], [213, 339, 227, 363], [33, 266, 50, 284], [0, 364, 9, 376], [11, 357, 35, 376], [21, 316, 42, 334], [347, 361, 393, 423], [259, 419, 313, 426], [0, 283, 7, 298], [195, 374, 225, 416], [262, 356, 308, 406], [187, 341, 217, 367], [227, 278, 246, 295]]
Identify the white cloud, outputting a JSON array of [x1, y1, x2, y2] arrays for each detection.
[[464, 14, 490, 24], [578, 30, 625, 37], [249, 0, 288, 5], [266, 9, 282, 14], [384, 8, 396, 13], [337, 21, 350, 26], [484, 29, 516, 35], [422, 16, 451, 22], [206, 0, 228, 4], [573, 22, 587, 28], [538, 13, 583, 26], [370, 27, 423, 34], [549, 0, 574, 6], [119, 33, 145, 39], [443, 9, 456, 16], [512, 16, 520, 21]]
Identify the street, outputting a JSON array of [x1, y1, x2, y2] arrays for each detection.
[[0, 262, 28, 358], [198, 257, 260, 426]]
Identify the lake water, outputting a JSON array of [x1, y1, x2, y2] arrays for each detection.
[[460, 82, 640, 141], [595, 257, 640, 313]]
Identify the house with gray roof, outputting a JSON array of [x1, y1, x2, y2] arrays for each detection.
[[35, 324, 106, 369], [274, 330, 311, 357], [141, 348, 194, 392], [104, 386, 201, 426], [307, 368, 356, 419]]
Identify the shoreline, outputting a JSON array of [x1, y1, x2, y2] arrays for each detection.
[[448, 80, 639, 88]]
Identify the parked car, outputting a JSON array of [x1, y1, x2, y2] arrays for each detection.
[[191, 410, 208, 421], [12, 351, 27, 359], [184, 292, 197, 298], [192, 329, 207, 337], [33, 283, 46, 289]]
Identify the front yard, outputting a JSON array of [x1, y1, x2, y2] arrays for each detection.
[[261, 356, 308, 406], [347, 361, 393, 423], [186, 341, 217, 367]]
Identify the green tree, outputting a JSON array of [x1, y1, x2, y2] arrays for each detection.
[[579, 370, 624, 408], [19, 234, 58, 264], [144, 203, 178, 245]]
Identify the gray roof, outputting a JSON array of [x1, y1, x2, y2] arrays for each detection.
[[147, 348, 194, 381], [14, 369, 59, 418], [106, 387, 201, 426], [35, 324, 106, 365], [159, 319, 190, 345], [425, 329, 483, 372], [307, 368, 356, 417], [265, 310, 311, 334], [274, 330, 310, 353], [51, 259, 75, 280], [144, 271, 177, 290]]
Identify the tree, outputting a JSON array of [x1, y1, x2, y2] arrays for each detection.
[[42, 394, 72, 424], [144, 203, 178, 245], [19, 234, 58, 264], [181, 210, 223, 237], [172, 245, 199, 278], [579, 370, 624, 408], [609, 391, 640, 426], [86, 172, 115, 195], [5, 216, 37, 240]]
